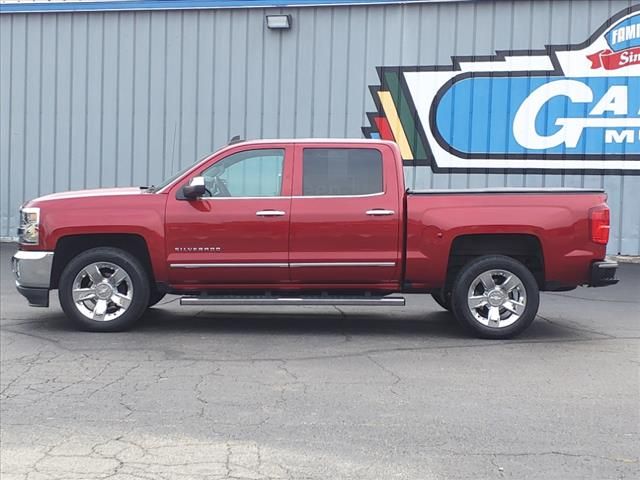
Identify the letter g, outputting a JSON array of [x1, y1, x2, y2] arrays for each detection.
[[513, 80, 593, 150]]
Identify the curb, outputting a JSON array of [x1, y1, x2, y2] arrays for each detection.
[[608, 255, 640, 264]]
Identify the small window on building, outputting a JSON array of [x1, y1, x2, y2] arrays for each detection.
[[302, 148, 383, 196]]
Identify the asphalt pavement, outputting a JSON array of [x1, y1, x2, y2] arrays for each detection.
[[1, 243, 638, 480]]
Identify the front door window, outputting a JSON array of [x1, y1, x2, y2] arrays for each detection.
[[201, 149, 284, 198]]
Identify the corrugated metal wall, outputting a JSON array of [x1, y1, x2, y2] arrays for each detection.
[[1, 0, 639, 253]]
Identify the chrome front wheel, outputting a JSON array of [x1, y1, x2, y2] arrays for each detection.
[[58, 247, 150, 331], [72, 262, 134, 321]]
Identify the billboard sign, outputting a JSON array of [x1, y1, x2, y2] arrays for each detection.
[[363, 5, 640, 172]]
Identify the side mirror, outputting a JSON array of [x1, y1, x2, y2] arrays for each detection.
[[181, 176, 206, 200]]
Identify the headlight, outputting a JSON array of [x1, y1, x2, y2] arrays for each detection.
[[19, 207, 40, 245]]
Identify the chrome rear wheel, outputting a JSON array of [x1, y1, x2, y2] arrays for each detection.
[[467, 269, 527, 329], [451, 255, 539, 339]]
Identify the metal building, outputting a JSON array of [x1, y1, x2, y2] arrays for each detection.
[[1, 0, 639, 254]]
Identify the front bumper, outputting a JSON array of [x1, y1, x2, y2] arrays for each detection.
[[12, 250, 54, 307], [589, 260, 619, 287]]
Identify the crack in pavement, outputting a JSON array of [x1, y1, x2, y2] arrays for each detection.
[[3, 325, 638, 366], [441, 449, 639, 464], [545, 292, 640, 304]]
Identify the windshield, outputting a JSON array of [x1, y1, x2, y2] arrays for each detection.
[[152, 149, 231, 192], [150, 162, 197, 192]]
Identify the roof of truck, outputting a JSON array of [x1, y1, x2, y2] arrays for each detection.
[[229, 138, 398, 146]]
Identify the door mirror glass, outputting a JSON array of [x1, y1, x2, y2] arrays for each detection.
[[181, 176, 206, 199]]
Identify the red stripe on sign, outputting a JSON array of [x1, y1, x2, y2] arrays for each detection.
[[374, 116, 394, 141], [588, 47, 640, 70]]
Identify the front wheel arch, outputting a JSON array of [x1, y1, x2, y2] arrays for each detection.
[[51, 234, 155, 289]]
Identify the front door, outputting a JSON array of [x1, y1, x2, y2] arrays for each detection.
[[165, 145, 293, 287], [289, 144, 401, 286]]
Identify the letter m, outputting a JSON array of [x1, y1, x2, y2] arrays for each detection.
[[605, 129, 635, 144]]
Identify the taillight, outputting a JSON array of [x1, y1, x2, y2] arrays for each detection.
[[590, 206, 610, 245]]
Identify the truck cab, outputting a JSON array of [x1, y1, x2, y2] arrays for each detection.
[[164, 139, 403, 291]]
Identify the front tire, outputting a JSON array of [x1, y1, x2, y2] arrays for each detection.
[[58, 247, 150, 332], [451, 255, 539, 339]]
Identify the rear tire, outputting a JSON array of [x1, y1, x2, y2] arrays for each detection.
[[451, 255, 539, 339], [58, 247, 150, 332]]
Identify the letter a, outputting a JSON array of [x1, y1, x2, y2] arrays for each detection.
[[590, 86, 628, 116]]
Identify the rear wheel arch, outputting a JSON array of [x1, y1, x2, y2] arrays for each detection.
[[445, 233, 545, 290], [51, 234, 155, 290]]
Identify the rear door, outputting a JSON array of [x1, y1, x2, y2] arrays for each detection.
[[288, 143, 401, 285]]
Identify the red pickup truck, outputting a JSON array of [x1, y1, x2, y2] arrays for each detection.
[[12, 139, 618, 338]]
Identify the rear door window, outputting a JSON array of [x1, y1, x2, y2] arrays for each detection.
[[302, 148, 383, 196]]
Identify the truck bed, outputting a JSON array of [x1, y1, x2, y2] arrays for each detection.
[[404, 188, 609, 290]]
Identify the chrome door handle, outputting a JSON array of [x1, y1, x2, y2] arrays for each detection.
[[256, 210, 286, 217], [366, 209, 395, 216]]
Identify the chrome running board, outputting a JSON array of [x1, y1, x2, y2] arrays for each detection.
[[180, 294, 406, 307]]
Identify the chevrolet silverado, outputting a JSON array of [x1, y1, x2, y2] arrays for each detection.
[[12, 139, 619, 338]]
